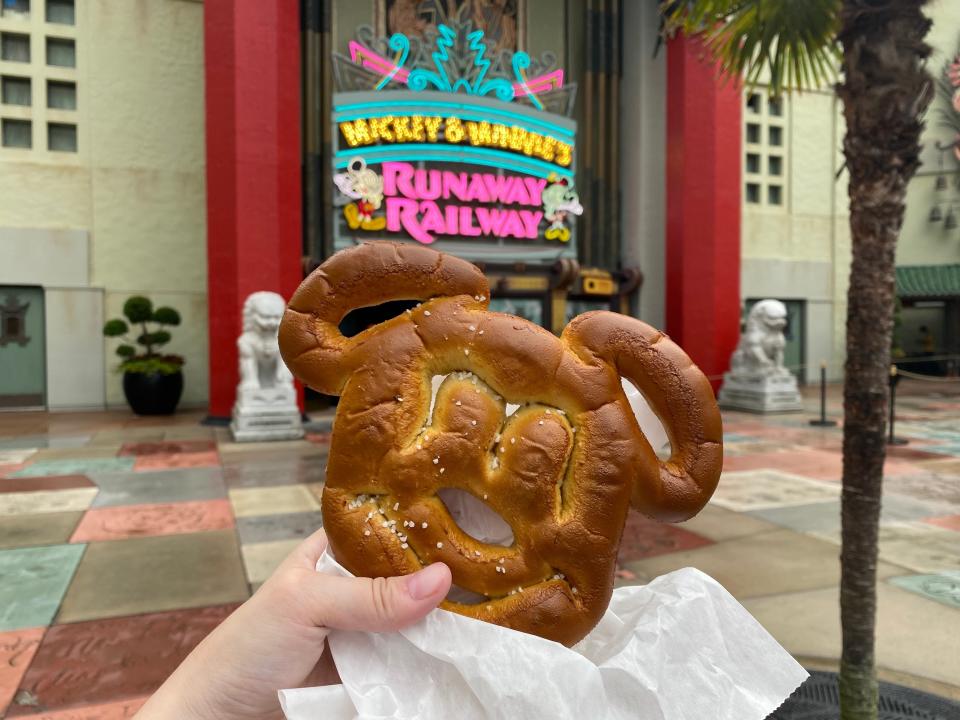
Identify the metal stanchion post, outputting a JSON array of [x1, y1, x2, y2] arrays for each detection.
[[809, 361, 837, 427], [888, 365, 909, 446]]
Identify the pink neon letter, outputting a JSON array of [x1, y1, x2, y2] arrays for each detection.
[[382, 162, 416, 198]]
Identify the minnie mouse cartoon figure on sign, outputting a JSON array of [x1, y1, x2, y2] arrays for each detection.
[[334, 157, 387, 231], [542, 173, 583, 242]]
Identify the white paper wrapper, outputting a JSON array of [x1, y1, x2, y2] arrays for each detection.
[[279, 551, 807, 720]]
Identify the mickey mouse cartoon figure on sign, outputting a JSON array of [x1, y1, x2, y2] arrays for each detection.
[[334, 157, 387, 231], [542, 173, 583, 242]]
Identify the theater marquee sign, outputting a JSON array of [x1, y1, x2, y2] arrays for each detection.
[[331, 22, 579, 262]]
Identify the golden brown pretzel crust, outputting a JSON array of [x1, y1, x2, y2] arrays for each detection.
[[279, 242, 722, 647]]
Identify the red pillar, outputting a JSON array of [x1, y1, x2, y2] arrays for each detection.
[[665, 35, 741, 392], [204, 0, 303, 418]]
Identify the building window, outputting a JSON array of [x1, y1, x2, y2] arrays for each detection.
[[1, 75, 31, 106], [744, 91, 787, 209], [47, 121, 75, 151], [1, 118, 31, 148], [45, 0, 72, 25], [1, 32, 30, 62], [1, 0, 29, 18], [46, 36, 75, 67], [47, 79, 75, 109]]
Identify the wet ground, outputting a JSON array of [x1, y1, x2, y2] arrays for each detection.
[[0, 379, 958, 717]]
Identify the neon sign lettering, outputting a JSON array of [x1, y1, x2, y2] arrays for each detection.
[[380, 162, 544, 244], [339, 116, 573, 167]]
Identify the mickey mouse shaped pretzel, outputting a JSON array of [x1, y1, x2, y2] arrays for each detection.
[[279, 242, 722, 647]]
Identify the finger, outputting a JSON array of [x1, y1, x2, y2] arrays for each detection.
[[279, 527, 329, 573], [302, 563, 452, 633]]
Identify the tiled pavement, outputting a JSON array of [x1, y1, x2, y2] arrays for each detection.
[[0, 380, 959, 717]]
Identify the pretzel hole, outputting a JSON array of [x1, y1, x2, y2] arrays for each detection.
[[446, 584, 489, 605], [427, 373, 451, 425], [338, 299, 420, 338], [621, 377, 671, 459], [437, 487, 514, 547]]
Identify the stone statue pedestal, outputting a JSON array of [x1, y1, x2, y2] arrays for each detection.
[[718, 371, 803, 413], [231, 386, 304, 442]]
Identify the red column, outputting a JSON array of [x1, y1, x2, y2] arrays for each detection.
[[665, 35, 741, 392], [204, 0, 303, 418]]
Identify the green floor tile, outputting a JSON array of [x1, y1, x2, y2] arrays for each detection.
[[0, 544, 86, 631], [889, 572, 960, 609]]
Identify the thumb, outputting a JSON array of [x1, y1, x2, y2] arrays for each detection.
[[302, 563, 452, 633]]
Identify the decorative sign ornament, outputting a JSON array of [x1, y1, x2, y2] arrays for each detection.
[[333, 158, 387, 231], [346, 26, 565, 109], [331, 21, 580, 263]]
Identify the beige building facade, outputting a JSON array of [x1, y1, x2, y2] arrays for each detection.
[[742, 0, 960, 382], [741, 85, 850, 383], [0, 0, 207, 410]]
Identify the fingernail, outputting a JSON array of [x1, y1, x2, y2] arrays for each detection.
[[405, 563, 449, 601]]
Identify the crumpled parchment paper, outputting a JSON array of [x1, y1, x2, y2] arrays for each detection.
[[279, 551, 806, 720]]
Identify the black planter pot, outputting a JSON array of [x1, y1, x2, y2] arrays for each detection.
[[122, 371, 183, 416]]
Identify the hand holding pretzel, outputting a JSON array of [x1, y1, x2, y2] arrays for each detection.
[[279, 242, 722, 646]]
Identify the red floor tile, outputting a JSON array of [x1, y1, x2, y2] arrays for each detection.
[[924, 514, 960, 532], [69, 499, 235, 543], [118, 441, 216, 456], [14, 696, 147, 719], [884, 445, 957, 463], [7, 605, 237, 716], [723, 448, 922, 482], [723, 449, 842, 478], [120, 441, 220, 471], [617, 512, 713, 562], [0, 476, 96, 494], [0, 628, 45, 717], [132, 451, 220, 471]]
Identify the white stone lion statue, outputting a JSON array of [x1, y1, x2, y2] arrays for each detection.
[[231, 291, 303, 441], [237, 291, 295, 398], [730, 299, 790, 378], [719, 299, 802, 412]]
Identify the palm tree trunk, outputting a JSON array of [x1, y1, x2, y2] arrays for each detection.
[[835, 2, 932, 718]]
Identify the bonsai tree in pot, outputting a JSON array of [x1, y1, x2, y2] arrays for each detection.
[[103, 296, 185, 415]]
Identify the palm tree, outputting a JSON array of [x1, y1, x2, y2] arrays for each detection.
[[660, 2, 933, 719]]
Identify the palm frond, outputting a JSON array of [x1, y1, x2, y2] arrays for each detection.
[[660, 0, 842, 96]]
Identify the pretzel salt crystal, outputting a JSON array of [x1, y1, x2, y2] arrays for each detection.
[[279, 242, 722, 646]]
